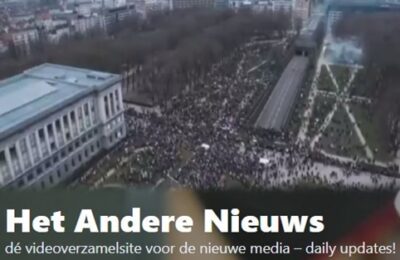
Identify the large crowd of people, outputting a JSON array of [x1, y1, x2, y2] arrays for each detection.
[[78, 39, 400, 191]]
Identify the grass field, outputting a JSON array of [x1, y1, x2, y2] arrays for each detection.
[[308, 94, 336, 139], [317, 65, 336, 92], [330, 65, 352, 92], [350, 103, 393, 162], [349, 69, 375, 97], [316, 105, 366, 159]]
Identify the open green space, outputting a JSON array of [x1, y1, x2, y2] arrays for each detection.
[[317, 65, 336, 92], [330, 65, 352, 92], [316, 105, 366, 159], [349, 69, 375, 97], [349, 103, 393, 162], [308, 94, 336, 139]]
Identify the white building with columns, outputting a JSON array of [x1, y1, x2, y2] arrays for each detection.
[[0, 64, 126, 190]]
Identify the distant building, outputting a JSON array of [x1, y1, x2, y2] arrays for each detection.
[[35, 10, 54, 31], [271, 0, 293, 12], [131, 0, 146, 16], [103, 0, 128, 8], [144, 0, 170, 13], [0, 0, 27, 16], [8, 13, 35, 28], [171, 0, 216, 9], [72, 15, 106, 34], [0, 64, 126, 190], [328, 0, 400, 11], [48, 23, 71, 43], [74, 1, 94, 17], [326, 9, 342, 33], [229, 0, 254, 9], [9, 28, 39, 57], [102, 4, 136, 31], [215, 0, 229, 8], [253, 0, 293, 12], [294, 0, 311, 22]]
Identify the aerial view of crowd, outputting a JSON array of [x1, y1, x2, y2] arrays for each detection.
[[78, 36, 400, 191]]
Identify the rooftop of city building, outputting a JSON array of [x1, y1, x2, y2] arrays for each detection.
[[0, 63, 121, 142]]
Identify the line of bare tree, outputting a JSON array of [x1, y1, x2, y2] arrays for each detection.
[[1, 8, 291, 103], [2, 9, 234, 76]]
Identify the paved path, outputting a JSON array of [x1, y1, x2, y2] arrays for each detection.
[[247, 60, 268, 74], [326, 63, 340, 92], [245, 38, 287, 48], [310, 101, 339, 149], [330, 66, 374, 160], [302, 53, 375, 162], [294, 32, 395, 174], [343, 102, 374, 159], [349, 95, 372, 104], [297, 44, 328, 142]]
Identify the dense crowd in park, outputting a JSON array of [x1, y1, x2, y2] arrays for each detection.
[[78, 37, 400, 191]]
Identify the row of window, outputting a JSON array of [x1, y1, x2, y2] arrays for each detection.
[[39, 139, 102, 190], [104, 88, 122, 120], [108, 127, 125, 146], [34, 125, 125, 190], [0, 152, 7, 184], [0, 100, 98, 184], [105, 114, 124, 131], [15, 129, 101, 189]]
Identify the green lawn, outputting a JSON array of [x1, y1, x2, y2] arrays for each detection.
[[329, 65, 352, 92], [349, 103, 393, 162], [316, 105, 366, 159], [308, 94, 336, 139], [317, 65, 336, 92], [349, 69, 375, 97]]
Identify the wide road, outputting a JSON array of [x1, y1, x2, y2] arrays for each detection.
[[255, 56, 309, 131]]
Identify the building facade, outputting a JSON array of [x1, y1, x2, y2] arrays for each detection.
[[103, 0, 128, 8], [144, 0, 170, 13], [9, 28, 40, 58], [0, 64, 126, 190], [171, 0, 216, 9], [102, 4, 136, 31], [271, 0, 293, 12], [253, 0, 293, 12], [228, 0, 254, 9], [294, 0, 311, 22], [48, 23, 71, 43], [215, 0, 229, 8], [72, 15, 106, 34]]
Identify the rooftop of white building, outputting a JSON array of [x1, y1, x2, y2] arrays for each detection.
[[0, 63, 121, 141]]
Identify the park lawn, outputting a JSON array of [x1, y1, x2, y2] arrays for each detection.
[[349, 69, 375, 98], [317, 65, 337, 92], [349, 103, 393, 162], [308, 94, 336, 139], [329, 65, 352, 92], [317, 105, 366, 159]]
